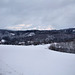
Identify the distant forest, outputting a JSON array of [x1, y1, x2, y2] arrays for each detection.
[[0, 28, 75, 45]]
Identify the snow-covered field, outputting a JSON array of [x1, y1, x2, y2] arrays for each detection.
[[0, 44, 75, 75]]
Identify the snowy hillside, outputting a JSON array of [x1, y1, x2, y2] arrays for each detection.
[[0, 45, 75, 75], [0, 28, 75, 45]]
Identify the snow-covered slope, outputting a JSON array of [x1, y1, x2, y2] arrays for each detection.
[[0, 45, 75, 75]]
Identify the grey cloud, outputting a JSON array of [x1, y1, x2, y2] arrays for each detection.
[[0, 0, 75, 29]]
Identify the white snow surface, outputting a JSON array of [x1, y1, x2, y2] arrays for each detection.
[[0, 44, 75, 75], [27, 32, 35, 36], [1, 39, 6, 43], [10, 33, 15, 36], [73, 30, 75, 32]]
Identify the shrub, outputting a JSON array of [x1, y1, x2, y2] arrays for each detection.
[[49, 40, 75, 53]]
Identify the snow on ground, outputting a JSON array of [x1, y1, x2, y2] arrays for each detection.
[[27, 32, 35, 36], [0, 44, 75, 75]]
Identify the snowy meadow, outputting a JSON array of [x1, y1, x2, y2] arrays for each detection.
[[0, 44, 75, 75]]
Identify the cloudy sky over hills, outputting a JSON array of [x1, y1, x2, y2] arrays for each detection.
[[0, 0, 75, 30]]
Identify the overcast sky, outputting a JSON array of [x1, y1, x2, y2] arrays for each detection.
[[0, 0, 75, 30]]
